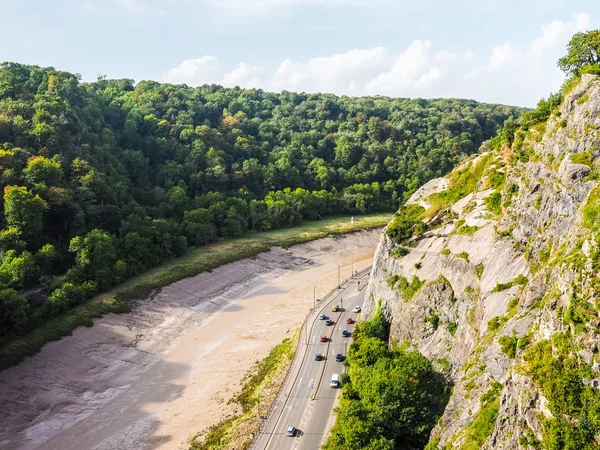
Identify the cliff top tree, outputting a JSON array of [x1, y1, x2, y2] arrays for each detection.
[[558, 30, 600, 75]]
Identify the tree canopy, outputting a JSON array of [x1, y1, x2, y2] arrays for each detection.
[[558, 30, 600, 75], [0, 62, 523, 342], [323, 309, 450, 450]]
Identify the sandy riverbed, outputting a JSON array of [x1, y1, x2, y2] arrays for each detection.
[[0, 229, 382, 450]]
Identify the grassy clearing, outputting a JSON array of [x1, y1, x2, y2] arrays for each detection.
[[189, 330, 299, 450], [0, 213, 391, 371]]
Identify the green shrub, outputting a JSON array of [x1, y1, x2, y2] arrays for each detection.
[[461, 382, 503, 450], [456, 251, 470, 262], [582, 186, 600, 229], [571, 151, 593, 167], [448, 322, 458, 336], [498, 333, 518, 358], [577, 93, 590, 105], [457, 225, 480, 236], [387, 204, 426, 245], [425, 313, 440, 329], [492, 282, 513, 292], [514, 274, 529, 285], [484, 192, 503, 216], [487, 316, 507, 332], [564, 295, 593, 333], [475, 263, 484, 279]]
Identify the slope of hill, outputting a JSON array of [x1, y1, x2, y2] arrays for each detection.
[[363, 72, 600, 449], [0, 62, 523, 346]]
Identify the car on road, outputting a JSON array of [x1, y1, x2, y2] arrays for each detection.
[[353, 305, 361, 313], [335, 353, 344, 362], [319, 314, 328, 320], [286, 426, 297, 437], [342, 329, 350, 337], [320, 335, 328, 342], [315, 353, 323, 361], [331, 305, 339, 312], [346, 317, 353, 324], [330, 373, 340, 388], [325, 319, 334, 326]]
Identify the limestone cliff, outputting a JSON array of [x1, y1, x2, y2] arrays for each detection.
[[365, 73, 600, 449]]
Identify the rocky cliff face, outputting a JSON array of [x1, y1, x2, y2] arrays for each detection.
[[365, 74, 600, 449]]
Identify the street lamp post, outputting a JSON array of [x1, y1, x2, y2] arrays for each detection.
[[257, 391, 260, 432], [344, 341, 348, 372], [338, 264, 341, 289], [304, 313, 310, 345]]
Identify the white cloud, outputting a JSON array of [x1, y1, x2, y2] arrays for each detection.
[[163, 56, 221, 85], [163, 43, 458, 97], [365, 40, 452, 95], [220, 63, 269, 89], [162, 13, 593, 106], [530, 12, 590, 52], [465, 13, 591, 91], [486, 43, 513, 71]]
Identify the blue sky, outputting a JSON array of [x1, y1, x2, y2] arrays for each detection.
[[1, 0, 599, 106]]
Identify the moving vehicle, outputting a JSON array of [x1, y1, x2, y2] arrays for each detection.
[[342, 329, 350, 337], [331, 305, 339, 312], [345, 317, 353, 324], [330, 373, 340, 387], [320, 335, 328, 342], [335, 353, 344, 362], [353, 305, 361, 313], [325, 319, 334, 326], [287, 426, 297, 437], [315, 353, 323, 361], [319, 314, 327, 320]]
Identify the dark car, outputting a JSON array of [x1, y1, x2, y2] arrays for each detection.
[[325, 319, 334, 326], [315, 353, 323, 361], [342, 329, 350, 337], [335, 353, 344, 362], [320, 335, 328, 342], [287, 426, 297, 437]]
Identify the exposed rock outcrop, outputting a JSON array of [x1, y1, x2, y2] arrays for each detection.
[[365, 74, 600, 448]]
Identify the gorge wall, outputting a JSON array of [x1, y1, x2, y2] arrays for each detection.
[[365, 74, 600, 449]]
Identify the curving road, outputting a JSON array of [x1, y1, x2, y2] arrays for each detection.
[[253, 272, 368, 450]]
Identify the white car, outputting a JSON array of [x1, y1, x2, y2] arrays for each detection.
[[353, 305, 361, 313]]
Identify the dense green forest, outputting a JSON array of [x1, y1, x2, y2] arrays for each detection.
[[0, 62, 524, 342]]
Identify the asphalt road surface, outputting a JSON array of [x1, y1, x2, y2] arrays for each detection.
[[254, 273, 367, 450]]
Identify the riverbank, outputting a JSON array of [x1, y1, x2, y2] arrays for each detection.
[[0, 213, 391, 371], [0, 227, 383, 450]]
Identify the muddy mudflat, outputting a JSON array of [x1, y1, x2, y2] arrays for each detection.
[[0, 230, 381, 450]]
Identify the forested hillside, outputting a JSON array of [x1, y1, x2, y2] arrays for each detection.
[[0, 62, 523, 343]]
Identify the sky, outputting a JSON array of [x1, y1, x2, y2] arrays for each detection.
[[1, 0, 599, 106]]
